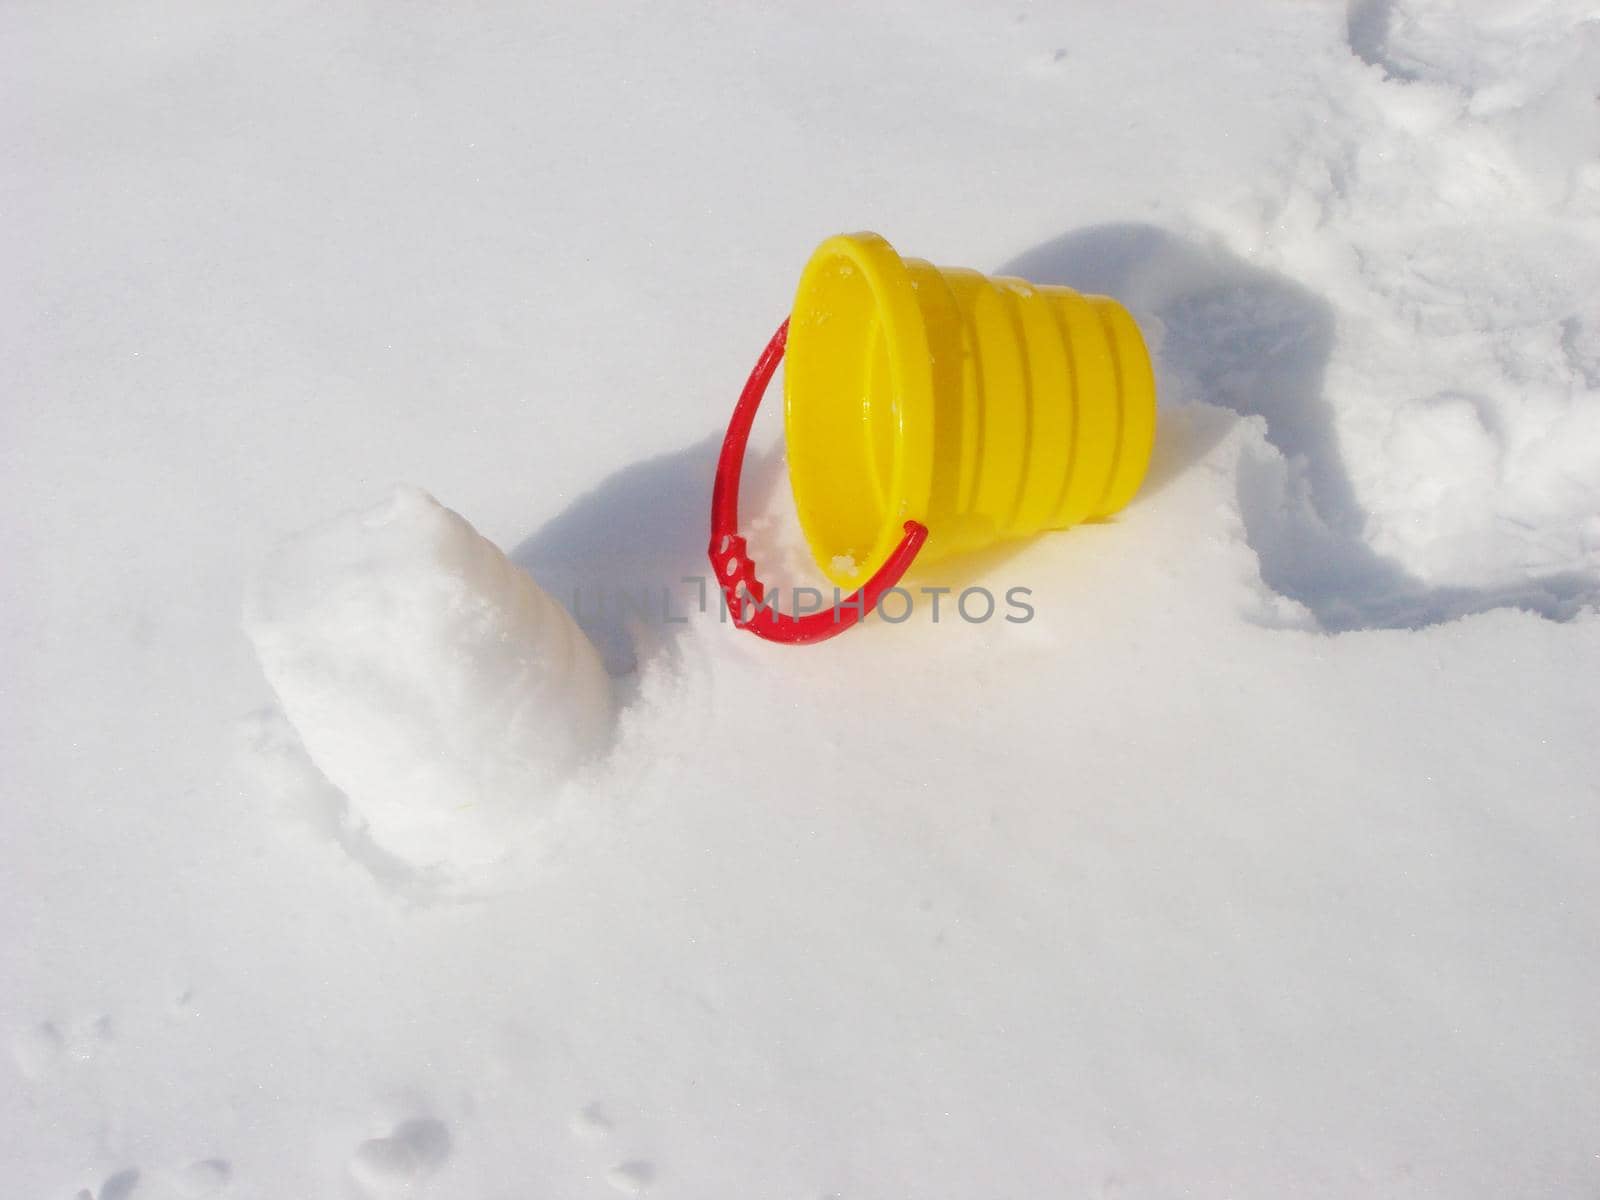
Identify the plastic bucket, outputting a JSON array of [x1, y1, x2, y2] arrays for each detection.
[[787, 231, 1155, 588], [709, 232, 1156, 643]]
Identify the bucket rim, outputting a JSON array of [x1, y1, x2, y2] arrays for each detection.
[[784, 232, 935, 591]]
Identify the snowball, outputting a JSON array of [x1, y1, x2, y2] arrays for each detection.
[[244, 487, 613, 876]]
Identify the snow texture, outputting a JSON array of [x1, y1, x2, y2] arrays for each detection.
[[245, 486, 612, 881], [4, 1, 1599, 1198]]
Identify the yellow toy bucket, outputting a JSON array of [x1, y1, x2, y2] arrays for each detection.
[[710, 232, 1156, 644]]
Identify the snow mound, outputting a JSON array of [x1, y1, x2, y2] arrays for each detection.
[[1181, 0, 1600, 627], [243, 487, 613, 878]]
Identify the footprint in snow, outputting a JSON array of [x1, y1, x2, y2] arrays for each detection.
[[605, 1160, 655, 1195], [569, 1101, 614, 1142], [349, 1117, 452, 1196], [13, 1014, 114, 1080], [92, 1168, 140, 1200], [173, 1159, 232, 1197], [567, 1100, 654, 1194], [11, 1020, 64, 1079], [76, 1157, 232, 1200]]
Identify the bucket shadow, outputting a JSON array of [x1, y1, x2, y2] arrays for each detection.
[[511, 432, 786, 672], [871, 228, 1326, 594], [998, 225, 1346, 521], [1001, 223, 1596, 629]]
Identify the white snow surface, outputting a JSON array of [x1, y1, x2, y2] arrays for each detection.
[[4, 2, 1599, 1199]]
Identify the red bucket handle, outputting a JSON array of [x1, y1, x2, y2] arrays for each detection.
[[709, 318, 927, 644]]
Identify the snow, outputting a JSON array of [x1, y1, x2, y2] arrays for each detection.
[[244, 486, 612, 886], [4, 2, 1599, 1199]]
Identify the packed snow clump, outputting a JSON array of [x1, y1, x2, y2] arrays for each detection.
[[244, 486, 613, 876]]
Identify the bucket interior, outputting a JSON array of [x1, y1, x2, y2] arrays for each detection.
[[784, 248, 907, 586]]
